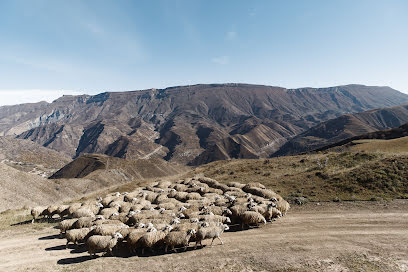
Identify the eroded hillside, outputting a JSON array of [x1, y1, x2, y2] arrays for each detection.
[[1, 83, 407, 165]]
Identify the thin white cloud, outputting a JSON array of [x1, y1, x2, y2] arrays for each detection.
[[211, 56, 229, 65], [226, 31, 237, 40], [0, 90, 82, 107]]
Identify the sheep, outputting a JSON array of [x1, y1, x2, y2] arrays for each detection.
[[137, 226, 172, 255], [82, 202, 104, 214], [56, 205, 70, 218], [158, 202, 176, 210], [153, 194, 169, 204], [227, 181, 245, 189], [194, 223, 229, 248], [239, 211, 267, 229], [197, 215, 231, 224], [263, 205, 282, 221], [276, 200, 290, 215], [173, 184, 188, 192], [58, 218, 78, 235], [118, 227, 134, 240], [72, 208, 95, 218], [92, 224, 129, 236], [242, 185, 280, 200], [87, 232, 124, 257], [101, 195, 121, 207], [45, 205, 60, 219], [99, 207, 120, 218], [174, 192, 189, 202], [108, 212, 130, 223], [65, 227, 94, 248], [67, 203, 83, 216], [186, 192, 202, 201], [164, 229, 196, 252], [229, 205, 248, 223], [155, 180, 172, 189], [244, 182, 267, 189], [30, 206, 47, 223], [72, 217, 97, 229], [249, 205, 266, 215], [126, 228, 148, 253], [172, 222, 200, 232]]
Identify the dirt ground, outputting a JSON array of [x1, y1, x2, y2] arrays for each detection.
[[0, 200, 407, 272]]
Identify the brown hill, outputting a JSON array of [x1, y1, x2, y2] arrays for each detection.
[[0, 154, 188, 212], [274, 104, 408, 156], [313, 122, 408, 153], [1, 83, 407, 165], [0, 136, 71, 177], [49, 153, 188, 182]]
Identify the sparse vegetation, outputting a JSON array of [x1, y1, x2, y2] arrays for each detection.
[[192, 151, 408, 201]]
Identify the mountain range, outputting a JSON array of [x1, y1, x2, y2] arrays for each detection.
[[1, 83, 407, 165]]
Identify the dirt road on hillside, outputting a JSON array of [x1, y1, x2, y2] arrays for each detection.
[[1, 201, 407, 272]]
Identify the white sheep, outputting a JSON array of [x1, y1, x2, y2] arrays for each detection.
[[240, 211, 266, 229], [137, 226, 171, 255], [58, 218, 78, 235], [126, 228, 147, 253], [194, 223, 229, 248], [164, 229, 196, 252], [72, 208, 95, 218], [30, 206, 47, 223], [263, 204, 282, 221], [87, 232, 123, 257], [65, 227, 94, 248]]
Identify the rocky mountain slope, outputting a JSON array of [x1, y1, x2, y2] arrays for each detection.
[[274, 104, 408, 156], [0, 136, 71, 177], [1, 83, 407, 165]]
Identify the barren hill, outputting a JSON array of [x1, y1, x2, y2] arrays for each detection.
[[1, 84, 407, 165], [0, 153, 187, 212], [0, 136, 71, 177], [49, 153, 188, 181], [274, 104, 408, 156]]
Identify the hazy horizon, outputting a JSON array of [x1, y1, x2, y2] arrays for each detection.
[[0, 82, 406, 107]]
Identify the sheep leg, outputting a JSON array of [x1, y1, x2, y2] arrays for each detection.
[[31, 218, 35, 224], [66, 241, 69, 249], [210, 238, 215, 247], [141, 248, 145, 255], [173, 246, 177, 253], [217, 236, 224, 245], [165, 245, 168, 253]]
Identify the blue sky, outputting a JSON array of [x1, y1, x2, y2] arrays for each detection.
[[0, 0, 407, 105]]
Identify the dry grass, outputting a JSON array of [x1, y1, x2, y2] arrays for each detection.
[[348, 136, 408, 154], [189, 151, 408, 202]]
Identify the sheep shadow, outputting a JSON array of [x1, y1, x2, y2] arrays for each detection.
[[11, 219, 33, 226], [70, 245, 88, 254], [57, 255, 94, 265], [117, 245, 206, 258], [12, 217, 64, 226], [39, 234, 61, 240], [45, 244, 67, 251]]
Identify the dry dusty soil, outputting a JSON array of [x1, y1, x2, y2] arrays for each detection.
[[0, 200, 407, 272]]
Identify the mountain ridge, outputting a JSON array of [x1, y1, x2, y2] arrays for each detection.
[[1, 83, 407, 165], [274, 104, 408, 156]]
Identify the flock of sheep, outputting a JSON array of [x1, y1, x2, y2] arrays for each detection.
[[31, 177, 290, 257]]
